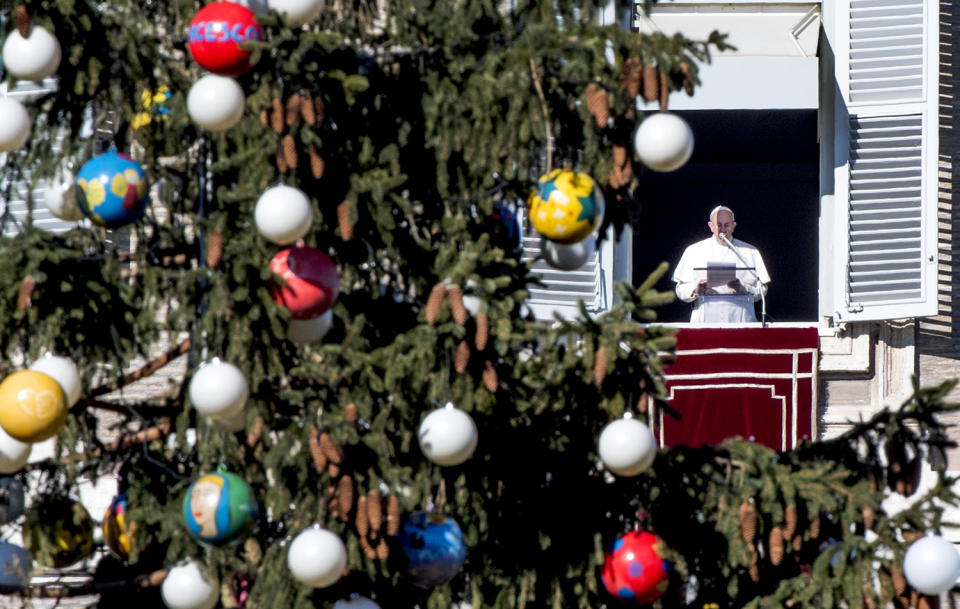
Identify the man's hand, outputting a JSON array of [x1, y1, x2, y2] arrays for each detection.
[[727, 279, 743, 293], [696, 280, 716, 295]]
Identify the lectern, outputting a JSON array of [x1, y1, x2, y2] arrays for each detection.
[[695, 293, 758, 323]]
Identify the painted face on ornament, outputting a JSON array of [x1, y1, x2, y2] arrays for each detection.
[[190, 476, 224, 539]]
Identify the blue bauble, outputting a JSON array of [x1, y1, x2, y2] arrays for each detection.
[[491, 203, 522, 256], [75, 151, 149, 228], [0, 477, 24, 524], [0, 542, 32, 588], [396, 511, 466, 588]]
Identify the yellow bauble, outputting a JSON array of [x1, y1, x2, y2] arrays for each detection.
[[527, 169, 604, 244], [0, 370, 68, 442]]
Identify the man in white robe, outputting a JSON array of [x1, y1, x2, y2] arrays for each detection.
[[672, 205, 770, 323]]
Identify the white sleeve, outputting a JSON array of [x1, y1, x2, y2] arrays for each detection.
[[672, 246, 698, 303]]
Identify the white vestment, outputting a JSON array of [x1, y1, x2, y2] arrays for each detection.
[[672, 236, 771, 323]]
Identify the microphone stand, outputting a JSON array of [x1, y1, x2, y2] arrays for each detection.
[[719, 233, 768, 327]]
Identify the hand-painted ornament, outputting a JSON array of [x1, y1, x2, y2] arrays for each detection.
[[903, 534, 960, 594], [0, 477, 25, 525], [601, 530, 671, 604], [25, 497, 94, 568], [542, 236, 594, 271], [268, 0, 324, 24], [418, 403, 478, 467], [182, 469, 259, 545], [0, 369, 67, 442], [103, 494, 136, 559], [598, 416, 657, 477], [255, 184, 313, 245], [287, 309, 333, 344], [396, 511, 467, 588], [528, 170, 604, 244], [633, 112, 694, 172], [287, 526, 347, 588], [187, 75, 246, 131], [189, 359, 249, 420], [270, 246, 340, 319], [29, 354, 81, 407], [161, 559, 220, 609], [490, 202, 522, 256], [1, 23, 60, 82], [333, 596, 381, 609], [43, 170, 84, 221], [0, 98, 31, 153], [75, 151, 149, 228], [0, 542, 31, 588], [0, 426, 31, 474], [187, 2, 263, 76]]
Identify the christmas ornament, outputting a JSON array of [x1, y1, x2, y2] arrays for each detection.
[[26, 497, 94, 568], [333, 596, 381, 609], [0, 477, 25, 524], [187, 2, 263, 76], [633, 112, 694, 172], [286, 525, 347, 588], [528, 170, 604, 244], [270, 246, 340, 319], [0, 542, 32, 588], [132, 87, 173, 130], [103, 494, 136, 559], [0, 369, 67, 442], [182, 469, 259, 545], [396, 511, 467, 588], [1, 22, 60, 82], [542, 236, 594, 271], [903, 534, 960, 594], [598, 416, 657, 477], [187, 75, 246, 131], [268, 0, 324, 24], [418, 403, 478, 466], [287, 309, 334, 344], [43, 170, 84, 221], [255, 184, 313, 245], [29, 353, 81, 407], [490, 202, 522, 256], [0, 98, 30, 153], [75, 151, 149, 228], [188, 359, 249, 420], [211, 407, 247, 433], [0, 426, 31, 474], [161, 559, 219, 609], [601, 530, 671, 604]]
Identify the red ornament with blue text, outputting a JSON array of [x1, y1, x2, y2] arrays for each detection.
[[601, 530, 671, 604], [187, 2, 263, 76]]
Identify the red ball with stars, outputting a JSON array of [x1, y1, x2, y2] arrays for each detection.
[[187, 2, 263, 76], [601, 530, 671, 604], [270, 246, 340, 319]]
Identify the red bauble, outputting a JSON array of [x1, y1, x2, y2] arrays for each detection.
[[270, 246, 340, 319], [187, 2, 263, 76], [601, 531, 671, 604]]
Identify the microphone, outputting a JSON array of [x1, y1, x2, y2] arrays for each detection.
[[719, 233, 734, 248]]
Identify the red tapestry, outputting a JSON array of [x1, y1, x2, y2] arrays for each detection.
[[658, 327, 819, 451]]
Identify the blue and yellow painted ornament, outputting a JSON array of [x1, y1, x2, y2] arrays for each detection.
[[75, 151, 149, 228], [527, 169, 604, 244], [182, 469, 258, 546], [103, 494, 136, 559]]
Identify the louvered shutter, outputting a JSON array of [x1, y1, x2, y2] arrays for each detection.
[[831, 0, 938, 322]]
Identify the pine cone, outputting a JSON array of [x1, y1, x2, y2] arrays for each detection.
[[679, 61, 694, 96], [891, 566, 908, 596], [447, 284, 468, 325], [14, 6, 29, 38], [336, 475, 354, 521], [243, 537, 263, 566], [309, 427, 328, 472], [355, 495, 369, 537], [425, 282, 447, 324], [808, 513, 821, 540], [344, 403, 359, 423], [367, 490, 382, 533], [259, 107, 270, 127], [863, 583, 877, 609], [376, 537, 389, 560], [326, 485, 340, 520], [862, 505, 875, 530], [658, 70, 669, 112], [642, 64, 660, 102], [314, 96, 327, 126], [337, 200, 354, 241], [285, 93, 302, 127], [918, 595, 940, 609], [455, 340, 470, 373], [206, 230, 224, 268], [282, 134, 298, 170], [620, 59, 643, 99], [475, 312, 489, 351], [768, 527, 784, 566], [386, 495, 400, 535], [483, 359, 498, 392], [309, 145, 325, 179], [791, 534, 802, 552], [594, 345, 608, 387], [585, 84, 610, 127], [328, 462, 340, 478], [748, 549, 760, 582], [783, 505, 798, 539], [319, 431, 344, 464], [637, 392, 649, 414], [17, 275, 34, 311], [301, 95, 316, 126], [275, 143, 288, 173], [246, 417, 264, 448], [359, 535, 377, 559], [271, 99, 284, 134], [739, 499, 757, 545]]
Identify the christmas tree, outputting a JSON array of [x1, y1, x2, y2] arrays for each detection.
[[0, 1, 957, 608]]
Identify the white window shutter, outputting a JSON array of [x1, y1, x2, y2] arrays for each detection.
[[831, 0, 938, 322]]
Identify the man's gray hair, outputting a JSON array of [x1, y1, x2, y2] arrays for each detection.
[[709, 205, 735, 222]]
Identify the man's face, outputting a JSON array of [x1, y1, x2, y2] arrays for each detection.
[[709, 210, 736, 244]]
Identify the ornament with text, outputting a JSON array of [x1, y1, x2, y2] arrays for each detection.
[[187, 2, 263, 76]]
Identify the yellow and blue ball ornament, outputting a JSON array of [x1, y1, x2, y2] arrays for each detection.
[[182, 468, 259, 546], [527, 169, 604, 244], [0, 370, 68, 443], [75, 151, 149, 228], [103, 494, 137, 560]]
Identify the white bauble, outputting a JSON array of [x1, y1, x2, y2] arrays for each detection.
[[333, 596, 381, 609], [287, 526, 347, 588], [633, 112, 694, 172], [268, 0, 324, 24], [0, 98, 31, 153], [542, 236, 594, 271], [287, 310, 333, 344], [187, 75, 245, 131], [461, 280, 486, 317], [903, 534, 960, 594], [255, 184, 313, 245], [161, 560, 219, 609], [598, 417, 657, 477], [188, 359, 249, 419], [0, 427, 31, 474], [29, 354, 81, 407], [43, 173, 83, 221], [418, 403, 478, 466], [1, 26, 61, 82]]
